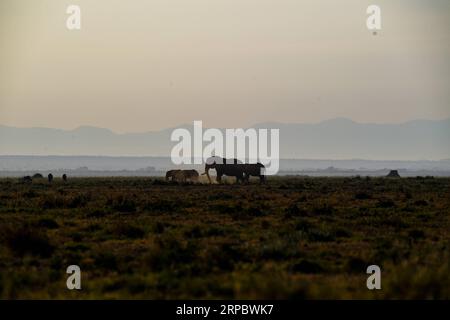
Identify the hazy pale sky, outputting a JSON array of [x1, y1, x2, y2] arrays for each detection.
[[0, 0, 449, 132]]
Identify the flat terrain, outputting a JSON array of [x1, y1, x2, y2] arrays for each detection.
[[0, 176, 448, 299]]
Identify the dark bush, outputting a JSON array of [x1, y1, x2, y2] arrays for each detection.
[[306, 228, 335, 242], [295, 219, 313, 231], [4, 227, 54, 257], [334, 227, 352, 238], [151, 179, 166, 185], [413, 200, 428, 206], [205, 242, 245, 271], [408, 229, 425, 240], [377, 199, 395, 208], [208, 193, 234, 201], [94, 252, 118, 269], [146, 236, 198, 271], [113, 224, 145, 239], [382, 216, 408, 229], [36, 218, 59, 229], [67, 193, 89, 208], [112, 196, 137, 213], [40, 194, 64, 209], [284, 203, 305, 218], [87, 208, 110, 218], [246, 206, 264, 217], [292, 260, 323, 274], [146, 199, 179, 212], [312, 203, 335, 216], [22, 190, 38, 198], [153, 222, 166, 234], [184, 225, 203, 238], [209, 203, 243, 215], [261, 220, 270, 229], [355, 192, 371, 200], [345, 257, 367, 273], [204, 226, 226, 237]]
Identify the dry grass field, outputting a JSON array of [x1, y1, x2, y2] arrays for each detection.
[[0, 176, 449, 299]]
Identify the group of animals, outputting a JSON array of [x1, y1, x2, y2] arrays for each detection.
[[21, 173, 68, 184], [166, 157, 266, 184], [20, 157, 265, 185]]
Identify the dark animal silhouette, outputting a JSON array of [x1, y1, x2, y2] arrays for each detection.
[[22, 176, 32, 184], [387, 170, 400, 178], [62, 174, 67, 182], [203, 157, 245, 184], [32, 173, 43, 179], [166, 170, 181, 181], [48, 173, 53, 183], [241, 163, 266, 183]]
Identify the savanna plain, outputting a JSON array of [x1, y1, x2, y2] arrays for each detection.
[[0, 176, 448, 299]]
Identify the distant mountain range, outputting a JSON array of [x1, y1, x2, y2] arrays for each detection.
[[1, 118, 449, 160]]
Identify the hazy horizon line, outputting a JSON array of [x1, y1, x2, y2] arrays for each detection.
[[1, 117, 449, 135], [1, 155, 449, 163]]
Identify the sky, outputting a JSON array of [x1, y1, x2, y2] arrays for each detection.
[[0, 0, 449, 133]]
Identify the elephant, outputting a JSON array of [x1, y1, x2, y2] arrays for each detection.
[[203, 157, 245, 184], [166, 170, 181, 181], [242, 163, 266, 183]]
